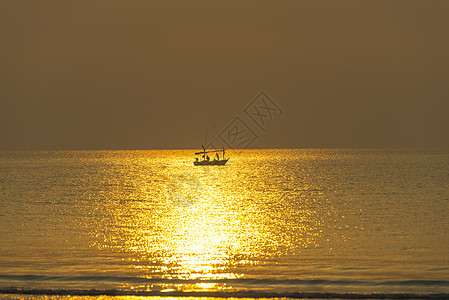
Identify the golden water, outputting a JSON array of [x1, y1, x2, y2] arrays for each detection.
[[1, 149, 448, 296]]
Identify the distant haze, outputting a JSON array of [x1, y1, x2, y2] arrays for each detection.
[[1, 1, 448, 150]]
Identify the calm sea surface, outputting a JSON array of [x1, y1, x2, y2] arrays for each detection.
[[1, 149, 449, 298]]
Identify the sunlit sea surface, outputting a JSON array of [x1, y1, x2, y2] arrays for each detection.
[[1, 149, 449, 298]]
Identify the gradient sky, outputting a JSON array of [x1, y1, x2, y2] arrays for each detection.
[[1, 1, 448, 150]]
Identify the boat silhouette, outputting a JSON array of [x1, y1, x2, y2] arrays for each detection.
[[194, 145, 229, 166]]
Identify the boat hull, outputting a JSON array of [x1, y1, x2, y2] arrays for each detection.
[[194, 158, 229, 166]]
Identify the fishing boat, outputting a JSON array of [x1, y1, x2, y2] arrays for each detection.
[[194, 146, 229, 166]]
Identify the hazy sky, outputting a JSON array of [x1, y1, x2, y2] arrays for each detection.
[[1, 1, 448, 150]]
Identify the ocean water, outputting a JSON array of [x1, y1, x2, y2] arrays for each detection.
[[1, 149, 449, 299]]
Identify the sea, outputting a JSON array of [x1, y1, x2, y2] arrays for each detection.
[[1, 149, 448, 299]]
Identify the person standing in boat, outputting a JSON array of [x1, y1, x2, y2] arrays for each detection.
[[215, 153, 219, 160], [206, 155, 210, 161]]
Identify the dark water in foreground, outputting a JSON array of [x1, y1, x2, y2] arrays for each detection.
[[1, 149, 448, 298]]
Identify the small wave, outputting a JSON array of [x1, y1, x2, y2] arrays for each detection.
[[1, 287, 448, 299], [1, 274, 449, 288]]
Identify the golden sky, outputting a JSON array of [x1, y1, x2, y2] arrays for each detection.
[[1, 1, 448, 149]]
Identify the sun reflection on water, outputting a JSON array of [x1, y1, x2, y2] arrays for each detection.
[[91, 150, 331, 291]]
